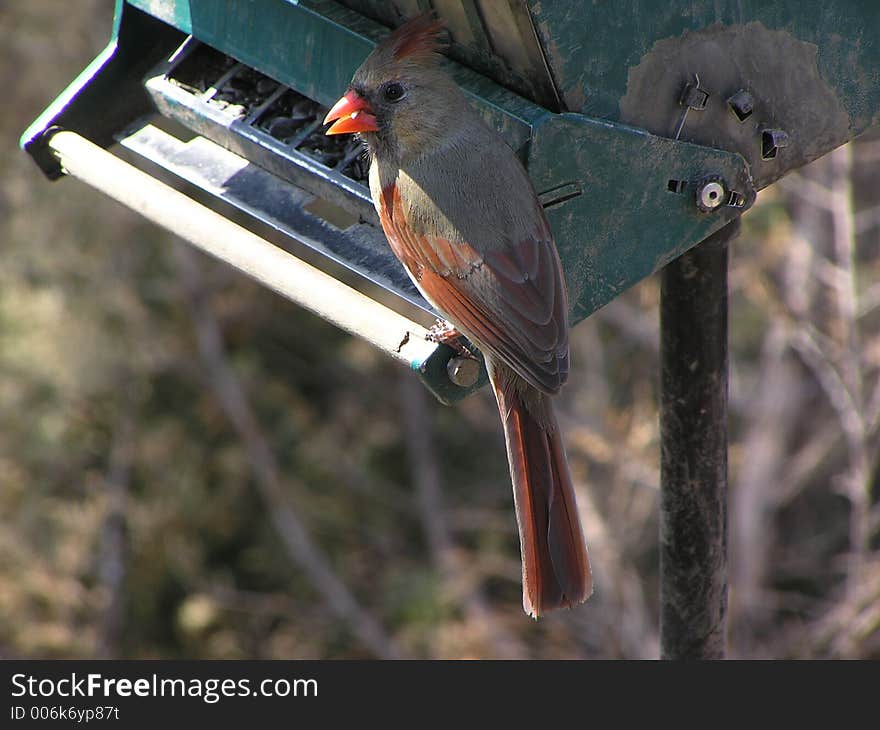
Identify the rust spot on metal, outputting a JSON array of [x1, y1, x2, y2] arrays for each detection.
[[619, 21, 851, 189]]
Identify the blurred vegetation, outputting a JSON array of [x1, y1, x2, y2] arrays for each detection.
[[2, 1, 878, 659]]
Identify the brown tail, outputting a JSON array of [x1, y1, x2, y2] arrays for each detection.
[[489, 361, 593, 617]]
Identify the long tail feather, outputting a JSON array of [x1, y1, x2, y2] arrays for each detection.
[[489, 360, 593, 617]]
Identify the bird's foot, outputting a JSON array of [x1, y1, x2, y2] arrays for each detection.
[[427, 318, 459, 343], [426, 319, 474, 358]]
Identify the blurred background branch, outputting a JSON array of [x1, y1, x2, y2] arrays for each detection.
[[177, 246, 404, 659]]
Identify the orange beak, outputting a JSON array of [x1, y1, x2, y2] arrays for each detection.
[[323, 90, 379, 135]]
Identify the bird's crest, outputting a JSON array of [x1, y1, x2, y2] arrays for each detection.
[[382, 13, 447, 63]]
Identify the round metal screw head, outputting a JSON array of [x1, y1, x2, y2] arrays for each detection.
[[697, 180, 726, 212], [447, 356, 480, 388]]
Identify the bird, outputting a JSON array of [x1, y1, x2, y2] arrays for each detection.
[[324, 14, 591, 617]]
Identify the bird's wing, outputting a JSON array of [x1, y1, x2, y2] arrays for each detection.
[[379, 182, 569, 394]]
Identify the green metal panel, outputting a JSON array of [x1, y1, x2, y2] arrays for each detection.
[[528, 1, 880, 188], [530, 1, 880, 126], [528, 113, 750, 323], [126, 0, 543, 155]]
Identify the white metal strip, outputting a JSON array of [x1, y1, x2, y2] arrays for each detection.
[[47, 130, 437, 370]]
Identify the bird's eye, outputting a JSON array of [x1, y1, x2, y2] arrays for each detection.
[[382, 82, 406, 103]]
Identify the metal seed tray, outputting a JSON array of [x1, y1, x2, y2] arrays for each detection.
[[148, 37, 375, 222], [129, 36, 432, 316]]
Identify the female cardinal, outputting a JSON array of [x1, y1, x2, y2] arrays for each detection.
[[324, 14, 592, 616]]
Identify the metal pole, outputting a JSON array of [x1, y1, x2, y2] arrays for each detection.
[[659, 219, 739, 659]]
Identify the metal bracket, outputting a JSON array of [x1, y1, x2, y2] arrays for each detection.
[[673, 74, 709, 139], [527, 113, 754, 324]]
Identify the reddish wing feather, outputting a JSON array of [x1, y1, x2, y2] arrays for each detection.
[[379, 183, 569, 394]]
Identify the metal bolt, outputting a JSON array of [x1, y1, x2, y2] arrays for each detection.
[[727, 90, 754, 122], [696, 178, 727, 212], [761, 129, 790, 160], [447, 356, 480, 388]]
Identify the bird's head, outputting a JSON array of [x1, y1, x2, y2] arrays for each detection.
[[324, 14, 462, 161]]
